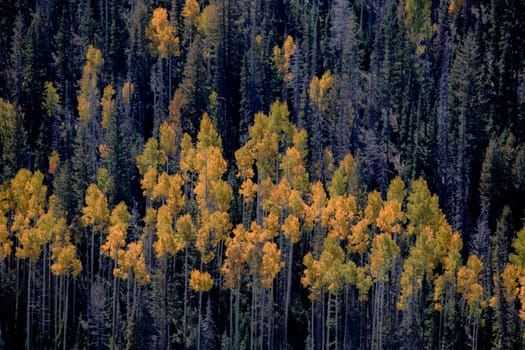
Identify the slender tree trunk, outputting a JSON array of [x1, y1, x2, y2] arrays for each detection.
[[235, 286, 240, 350], [285, 240, 293, 346], [112, 273, 118, 350], [184, 246, 189, 349], [41, 246, 47, 346], [63, 276, 69, 350], [27, 260, 32, 350], [197, 290, 203, 350]]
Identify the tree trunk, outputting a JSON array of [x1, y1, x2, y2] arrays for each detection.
[[63, 276, 69, 350], [26, 260, 32, 350], [184, 246, 189, 349]]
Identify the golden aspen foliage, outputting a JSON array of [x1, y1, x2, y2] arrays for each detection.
[[101, 85, 115, 129], [159, 121, 177, 158], [151, 172, 185, 214], [355, 266, 372, 301], [50, 241, 82, 277], [406, 178, 441, 235], [502, 263, 520, 302], [306, 181, 327, 226], [196, 210, 231, 263], [376, 199, 404, 235], [82, 184, 110, 232], [364, 191, 383, 223], [197, 113, 222, 151], [190, 269, 214, 292], [323, 196, 356, 241], [255, 131, 279, 180], [370, 233, 399, 282], [0, 212, 12, 259], [239, 178, 257, 204], [348, 218, 370, 255], [280, 147, 309, 194], [448, 0, 465, 15], [282, 215, 301, 244], [273, 35, 296, 83], [398, 177, 464, 311], [180, 133, 197, 175], [502, 227, 525, 319], [146, 8, 180, 58], [136, 138, 163, 176], [11, 170, 47, 262], [154, 205, 177, 259], [259, 242, 284, 289], [302, 237, 356, 299], [386, 176, 407, 205], [221, 224, 254, 289], [509, 227, 525, 266], [263, 213, 280, 239], [293, 127, 308, 154], [288, 189, 306, 219], [78, 45, 103, 122], [235, 144, 255, 179], [263, 178, 290, 214], [176, 213, 196, 248], [114, 240, 151, 285], [301, 252, 323, 300], [48, 150, 60, 175], [309, 71, 333, 108], [182, 0, 200, 24], [101, 202, 131, 263], [96, 167, 112, 195], [141, 167, 158, 198], [457, 255, 485, 309], [48, 198, 82, 277]]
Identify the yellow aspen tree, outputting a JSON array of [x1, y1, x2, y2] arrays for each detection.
[[136, 138, 163, 176], [387, 176, 407, 205], [305, 181, 327, 255], [370, 232, 399, 349], [348, 218, 370, 256], [146, 8, 180, 59], [182, 0, 200, 41], [190, 268, 213, 350], [101, 202, 131, 270], [146, 7, 180, 134], [154, 205, 181, 259], [259, 241, 284, 289], [101, 84, 115, 129], [0, 186, 12, 259], [82, 183, 110, 282], [502, 227, 525, 320], [48, 201, 82, 350], [457, 255, 485, 350], [0, 211, 11, 259], [159, 121, 177, 172], [272, 35, 296, 85], [77, 45, 103, 122], [176, 212, 196, 348], [101, 202, 131, 349], [221, 224, 255, 350], [114, 240, 151, 286], [9, 170, 47, 350]]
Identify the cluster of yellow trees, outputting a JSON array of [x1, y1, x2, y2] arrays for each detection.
[[2, 91, 524, 348]]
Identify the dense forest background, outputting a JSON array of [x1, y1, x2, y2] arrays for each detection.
[[1, 0, 525, 348]]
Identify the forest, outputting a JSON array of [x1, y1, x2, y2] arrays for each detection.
[[1, 0, 525, 348]]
